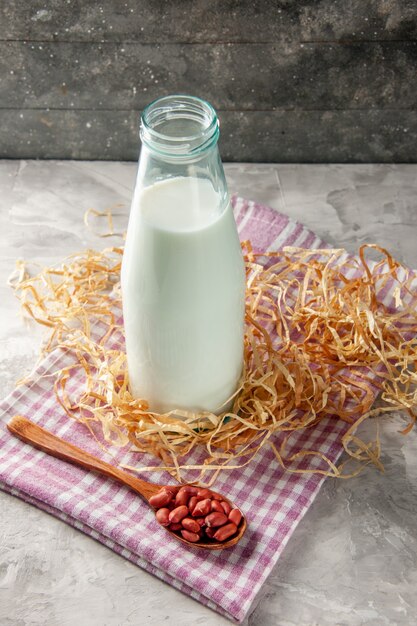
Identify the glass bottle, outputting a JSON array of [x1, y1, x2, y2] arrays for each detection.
[[121, 95, 245, 414]]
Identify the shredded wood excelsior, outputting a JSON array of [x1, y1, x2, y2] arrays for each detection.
[[8, 236, 417, 483]]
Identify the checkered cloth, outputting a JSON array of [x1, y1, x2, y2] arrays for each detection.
[[0, 197, 361, 622]]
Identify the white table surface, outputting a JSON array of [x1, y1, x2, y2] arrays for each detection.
[[1, 161, 417, 626]]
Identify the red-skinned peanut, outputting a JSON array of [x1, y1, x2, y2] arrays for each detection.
[[155, 507, 170, 526], [181, 529, 200, 542], [214, 522, 238, 542], [175, 489, 191, 507], [168, 505, 189, 524], [192, 498, 211, 517], [188, 495, 198, 513], [197, 488, 212, 498], [220, 500, 232, 516], [229, 508, 242, 526], [205, 512, 228, 528], [149, 488, 173, 508], [211, 500, 224, 513], [181, 518, 200, 533]]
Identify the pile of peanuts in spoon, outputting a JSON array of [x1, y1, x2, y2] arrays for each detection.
[[150, 485, 243, 543]]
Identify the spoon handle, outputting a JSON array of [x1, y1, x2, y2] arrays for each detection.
[[7, 415, 162, 501]]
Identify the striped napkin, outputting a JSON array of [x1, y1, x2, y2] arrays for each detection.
[[0, 197, 356, 623]]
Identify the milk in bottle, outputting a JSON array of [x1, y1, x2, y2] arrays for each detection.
[[121, 96, 245, 414]]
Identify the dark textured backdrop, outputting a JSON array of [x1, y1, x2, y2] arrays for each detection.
[[1, 1, 416, 162]]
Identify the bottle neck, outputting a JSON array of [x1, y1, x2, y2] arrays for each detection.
[[135, 96, 229, 215], [140, 95, 220, 164]]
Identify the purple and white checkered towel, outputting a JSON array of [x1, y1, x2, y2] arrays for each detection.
[[0, 198, 364, 622]]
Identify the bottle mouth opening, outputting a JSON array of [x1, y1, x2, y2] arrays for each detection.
[[140, 95, 219, 157]]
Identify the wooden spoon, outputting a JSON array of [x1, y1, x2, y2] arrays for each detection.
[[7, 415, 246, 550]]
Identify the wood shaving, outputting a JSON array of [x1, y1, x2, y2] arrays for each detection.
[[9, 239, 417, 483]]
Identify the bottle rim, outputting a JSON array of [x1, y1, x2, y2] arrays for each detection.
[[140, 95, 220, 158]]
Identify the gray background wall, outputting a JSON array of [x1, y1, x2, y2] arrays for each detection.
[[0, 1, 416, 162]]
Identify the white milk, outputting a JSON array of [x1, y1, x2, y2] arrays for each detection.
[[121, 176, 245, 414]]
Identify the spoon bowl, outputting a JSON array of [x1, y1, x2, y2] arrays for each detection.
[[7, 415, 246, 549]]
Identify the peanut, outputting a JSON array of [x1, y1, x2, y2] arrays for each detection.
[[229, 508, 242, 526], [205, 527, 216, 539], [191, 498, 211, 517], [169, 522, 183, 531], [213, 522, 238, 542], [149, 488, 173, 508], [180, 529, 200, 543], [175, 488, 191, 507], [220, 500, 232, 516], [168, 505, 189, 524], [155, 507, 170, 526], [211, 500, 224, 513], [197, 488, 212, 498], [188, 495, 198, 513], [181, 517, 200, 533], [205, 512, 228, 528]]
